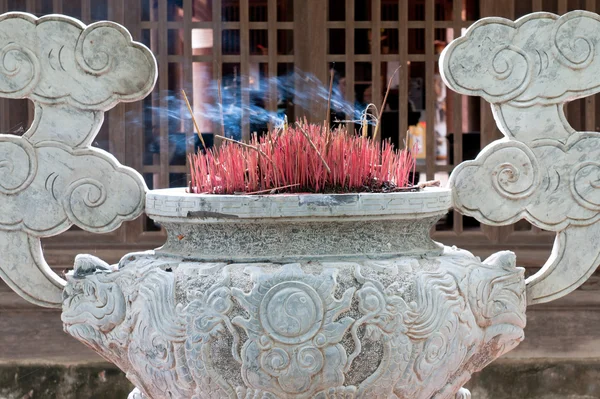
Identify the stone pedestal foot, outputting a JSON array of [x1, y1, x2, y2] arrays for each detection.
[[128, 388, 147, 399]]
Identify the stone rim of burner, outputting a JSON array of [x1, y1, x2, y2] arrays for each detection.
[[146, 187, 452, 262]]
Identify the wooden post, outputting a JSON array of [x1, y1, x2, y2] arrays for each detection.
[[294, 0, 327, 123]]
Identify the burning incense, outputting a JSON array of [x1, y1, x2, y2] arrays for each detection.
[[181, 89, 207, 150], [217, 79, 225, 139], [326, 67, 334, 131], [190, 122, 416, 195], [214, 134, 275, 165], [373, 66, 401, 141]]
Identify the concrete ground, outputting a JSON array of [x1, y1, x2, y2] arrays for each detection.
[[1, 360, 599, 398]]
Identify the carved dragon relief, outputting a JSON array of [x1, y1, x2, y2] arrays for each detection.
[[441, 10, 600, 304], [61, 248, 526, 399], [0, 13, 156, 307]]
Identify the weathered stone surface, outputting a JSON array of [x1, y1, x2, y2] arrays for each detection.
[[441, 10, 600, 305], [146, 188, 452, 220], [149, 188, 451, 261], [0, 12, 156, 308], [62, 193, 526, 399]]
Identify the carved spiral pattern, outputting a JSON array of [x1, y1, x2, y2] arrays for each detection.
[[443, 37, 530, 102], [313, 333, 327, 347], [554, 17, 595, 69], [0, 42, 40, 96], [491, 147, 538, 200], [356, 284, 385, 314], [297, 346, 324, 374], [207, 286, 233, 314], [424, 333, 448, 362], [64, 177, 109, 229], [489, 46, 530, 97], [75, 24, 119, 76], [147, 335, 174, 369], [557, 37, 593, 68], [69, 178, 107, 207], [261, 347, 290, 377], [492, 47, 518, 81], [0, 137, 37, 194], [193, 313, 219, 331], [571, 161, 600, 210]]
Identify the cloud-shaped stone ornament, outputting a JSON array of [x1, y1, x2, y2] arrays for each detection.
[[452, 135, 600, 231], [441, 11, 600, 106], [443, 10, 600, 305], [0, 12, 156, 109], [0, 13, 156, 308], [0, 142, 145, 235]]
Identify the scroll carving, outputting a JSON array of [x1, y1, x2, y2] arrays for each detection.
[[232, 264, 355, 398], [442, 10, 600, 304]]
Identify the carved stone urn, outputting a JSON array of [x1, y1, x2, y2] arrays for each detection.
[[1, 9, 600, 399], [61, 188, 525, 398]]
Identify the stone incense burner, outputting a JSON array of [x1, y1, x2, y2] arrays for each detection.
[[1, 10, 600, 399], [65, 187, 524, 399]]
